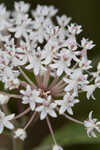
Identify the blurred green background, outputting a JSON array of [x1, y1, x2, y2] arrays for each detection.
[[0, 0, 100, 150]]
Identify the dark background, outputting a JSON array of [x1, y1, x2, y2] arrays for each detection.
[[0, 0, 100, 150]]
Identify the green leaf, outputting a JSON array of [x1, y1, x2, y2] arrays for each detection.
[[37, 122, 100, 150]]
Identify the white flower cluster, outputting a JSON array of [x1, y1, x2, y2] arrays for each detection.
[[0, 1, 100, 147]]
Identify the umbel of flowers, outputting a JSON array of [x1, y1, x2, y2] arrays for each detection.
[[0, 1, 100, 149]]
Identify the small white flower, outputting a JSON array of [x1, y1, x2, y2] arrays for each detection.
[[66, 36, 78, 51], [0, 93, 9, 105], [68, 23, 82, 35], [56, 93, 79, 115], [81, 38, 95, 50], [52, 144, 63, 150], [92, 63, 100, 84], [31, 16, 53, 43], [32, 5, 58, 18], [50, 49, 72, 76], [14, 1, 30, 14], [20, 85, 43, 111], [82, 85, 96, 100], [32, 5, 49, 17], [0, 4, 11, 31], [14, 39, 37, 67], [0, 110, 15, 134], [79, 56, 92, 70], [1, 67, 20, 90], [14, 128, 27, 141], [84, 111, 100, 137], [57, 15, 71, 27], [9, 15, 33, 38], [64, 69, 89, 96], [26, 47, 47, 75], [36, 96, 57, 120], [42, 39, 59, 65], [47, 6, 58, 17]]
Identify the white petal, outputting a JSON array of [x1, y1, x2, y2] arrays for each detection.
[[5, 114, 15, 120], [3, 120, 14, 130], [36, 106, 44, 112], [34, 64, 40, 75], [87, 128, 93, 137], [30, 102, 35, 111], [50, 63, 58, 69], [55, 100, 63, 105], [22, 98, 29, 104], [57, 67, 63, 76], [48, 109, 57, 118], [40, 111, 47, 120], [20, 90, 25, 95], [50, 103, 57, 109], [91, 131, 97, 138], [59, 106, 67, 114], [67, 107, 73, 115], [84, 121, 93, 128], [96, 121, 100, 125], [15, 31, 22, 38], [95, 126, 100, 133], [35, 97, 43, 103], [89, 111, 93, 121]]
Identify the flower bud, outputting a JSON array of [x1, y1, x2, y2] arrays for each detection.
[[14, 128, 27, 141], [52, 145, 63, 150], [0, 93, 9, 105]]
